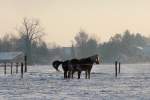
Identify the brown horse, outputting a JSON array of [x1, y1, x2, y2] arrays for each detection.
[[69, 54, 101, 79], [52, 54, 101, 79]]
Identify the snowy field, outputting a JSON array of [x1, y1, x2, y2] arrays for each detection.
[[0, 64, 150, 100]]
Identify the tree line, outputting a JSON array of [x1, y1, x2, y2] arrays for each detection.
[[0, 18, 150, 64], [72, 30, 150, 63]]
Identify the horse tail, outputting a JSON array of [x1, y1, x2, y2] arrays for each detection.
[[52, 60, 63, 71]]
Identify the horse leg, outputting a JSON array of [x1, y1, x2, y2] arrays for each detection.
[[67, 71, 70, 79], [71, 66, 74, 79], [88, 66, 93, 79], [69, 71, 73, 79], [64, 71, 66, 79], [78, 71, 81, 79], [85, 71, 88, 79], [72, 71, 75, 79], [64, 71, 67, 79], [88, 70, 91, 79]]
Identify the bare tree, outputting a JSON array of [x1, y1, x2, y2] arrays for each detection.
[[18, 18, 44, 64]]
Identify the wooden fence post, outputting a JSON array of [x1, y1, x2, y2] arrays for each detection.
[[21, 62, 24, 78], [118, 62, 121, 74], [4, 63, 6, 75], [115, 61, 118, 77], [16, 63, 18, 73], [11, 62, 13, 75], [24, 56, 27, 72]]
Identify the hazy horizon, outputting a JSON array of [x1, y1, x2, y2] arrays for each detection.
[[0, 0, 150, 46]]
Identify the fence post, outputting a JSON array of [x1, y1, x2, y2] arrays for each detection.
[[115, 61, 118, 77], [119, 62, 121, 74], [21, 62, 24, 78], [24, 56, 27, 72], [11, 62, 13, 75], [4, 63, 6, 75], [16, 63, 18, 73]]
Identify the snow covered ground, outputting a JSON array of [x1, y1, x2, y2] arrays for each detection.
[[0, 64, 150, 100]]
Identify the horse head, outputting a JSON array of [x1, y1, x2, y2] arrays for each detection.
[[90, 54, 102, 64]]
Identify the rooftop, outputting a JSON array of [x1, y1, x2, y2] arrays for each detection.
[[0, 52, 24, 63]]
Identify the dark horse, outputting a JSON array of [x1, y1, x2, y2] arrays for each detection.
[[52, 59, 81, 79], [70, 54, 101, 79], [52, 60, 69, 78], [52, 54, 101, 79]]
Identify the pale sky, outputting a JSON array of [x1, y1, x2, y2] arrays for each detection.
[[0, 0, 150, 46]]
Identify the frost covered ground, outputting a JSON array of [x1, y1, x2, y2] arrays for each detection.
[[0, 64, 150, 100]]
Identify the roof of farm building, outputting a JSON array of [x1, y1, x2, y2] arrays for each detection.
[[0, 52, 24, 63]]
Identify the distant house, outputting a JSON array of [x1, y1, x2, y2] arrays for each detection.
[[0, 51, 27, 77]]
